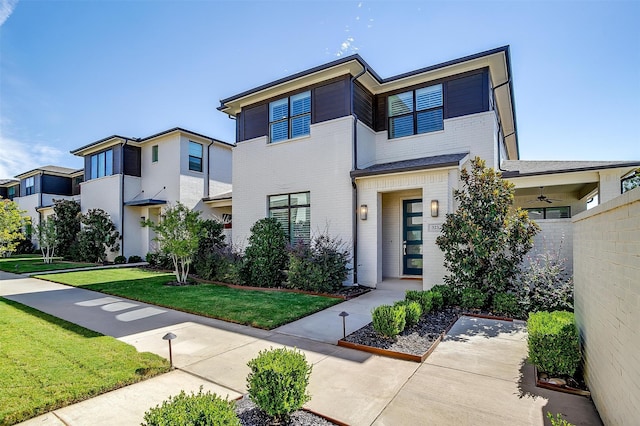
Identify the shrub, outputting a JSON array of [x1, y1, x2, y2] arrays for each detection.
[[430, 284, 461, 306], [246, 347, 312, 423], [193, 219, 228, 281], [241, 218, 288, 287], [519, 237, 574, 313], [75, 209, 120, 263], [405, 290, 433, 314], [430, 290, 444, 310], [287, 233, 351, 293], [113, 255, 127, 264], [128, 255, 143, 263], [394, 300, 421, 327], [492, 292, 521, 318], [460, 287, 488, 310], [142, 387, 239, 426], [547, 412, 575, 426], [528, 311, 581, 377], [145, 252, 157, 265], [372, 304, 406, 338]]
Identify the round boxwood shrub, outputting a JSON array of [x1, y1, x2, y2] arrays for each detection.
[[128, 255, 143, 263], [113, 255, 127, 264], [372, 304, 406, 338], [492, 292, 521, 318], [460, 287, 488, 309], [528, 311, 581, 377], [400, 300, 422, 327], [246, 347, 312, 423], [430, 284, 461, 306], [142, 387, 240, 426]]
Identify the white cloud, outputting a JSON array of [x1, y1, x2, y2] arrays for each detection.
[[336, 36, 357, 57], [0, 135, 66, 178], [0, 0, 18, 27]]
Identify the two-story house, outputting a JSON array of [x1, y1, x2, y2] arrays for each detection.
[[219, 46, 639, 289], [0, 179, 20, 201], [71, 127, 233, 260]]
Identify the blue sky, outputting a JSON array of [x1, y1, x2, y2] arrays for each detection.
[[1, 0, 639, 178]]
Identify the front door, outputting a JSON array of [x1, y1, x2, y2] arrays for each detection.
[[402, 199, 423, 276]]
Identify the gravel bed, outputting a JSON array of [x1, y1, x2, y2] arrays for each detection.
[[236, 395, 336, 426], [342, 308, 460, 356]]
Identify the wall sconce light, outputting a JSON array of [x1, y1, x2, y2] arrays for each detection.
[[359, 204, 368, 220], [431, 200, 439, 217]]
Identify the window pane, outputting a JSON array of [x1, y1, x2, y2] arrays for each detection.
[[406, 230, 422, 241], [389, 115, 414, 138], [269, 208, 290, 239], [98, 152, 105, 177], [406, 244, 422, 255], [388, 91, 413, 117], [406, 258, 423, 269], [290, 91, 311, 116], [416, 84, 443, 111], [152, 145, 158, 162], [270, 121, 288, 142], [290, 114, 310, 138], [269, 195, 289, 208], [105, 150, 113, 176], [417, 109, 444, 133], [525, 208, 544, 221], [270, 98, 288, 121], [91, 155, 98, 179], [546, 207, 570, 219], [290, 206, 310, 245], [189, 141, 202, 158], [189, 156, 202, 172], [290, 192, 310, 206], [406, 202, 422, 213]]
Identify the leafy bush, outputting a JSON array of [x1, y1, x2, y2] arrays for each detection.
[[52, 199, 81, 259], [142, 387, 239, 426], [193, 219, 228, 281], [372, 304, 406, 338], [75, 209, 120, 263], [405, 290, 433, 314], [429, 290, 444, 310], [492, 292, 521, 318], [128, 255, 143, 263], [547, 412, 575, 426], [246, 347, 312, 423], [114, 255, 127, 264], [460, 287, 488, 309], [145, 251, 173, 270], [528, 311, 581, 377], [519, 238, 574, 313], [287, 233, 351, 293], [241, 218, 288, 287], [430, 284, 461, 306], [394, 300, 421, 327]]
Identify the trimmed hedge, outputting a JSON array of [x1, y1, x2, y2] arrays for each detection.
[[460, 287, 487, 309], [142, 388, 239, 426], [394, 300, 421, 327], [492, 292, 521, 318], [372, 304, 406, 338], [528, 311, 581, 377], [430, 284, 461, 306], [405, 290, 433, 314]]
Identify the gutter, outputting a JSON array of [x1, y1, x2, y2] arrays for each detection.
[[206, 140, 214, 197], [120, 139, 129, 257], [350, 64, 367, 285]]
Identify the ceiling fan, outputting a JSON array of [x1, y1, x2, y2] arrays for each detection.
[[528, 187, 562, 204]]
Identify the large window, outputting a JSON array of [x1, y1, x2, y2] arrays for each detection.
[[90, 149, 113, 179], [188, 141, 203, 172], [269, 91, 311, 143], [25, 177, 35, 195], [7, 185, 16, 200], [388, 84, 443, 139], [525, 206, 571, 220], [269, 192, 310, 245]]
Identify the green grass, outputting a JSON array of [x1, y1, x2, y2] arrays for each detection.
[[0, 255, 95, 273], [0, 297, 169, 426], [36, 268, 343, 329]]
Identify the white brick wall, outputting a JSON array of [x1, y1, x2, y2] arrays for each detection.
[[573, 187, 640, 425], [526, 219, 574, 275]]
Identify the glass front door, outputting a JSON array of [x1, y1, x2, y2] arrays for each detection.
[[402, 199, 423, 276]]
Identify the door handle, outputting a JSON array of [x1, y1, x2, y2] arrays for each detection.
[[403, 241, 407, 255]]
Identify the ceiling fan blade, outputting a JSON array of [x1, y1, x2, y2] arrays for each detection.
[[545, 199, 553, 204]]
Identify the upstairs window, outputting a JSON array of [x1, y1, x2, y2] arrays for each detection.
[[269, 91, 311, 143], [188, 141, 203, 172], [269, 192, 311, 245], [90, 149, 113, 179], [7, 185, 16, 200], [25, 177, 35, 195], [388, 84, 443, 139], [152, 145, 159, 163]]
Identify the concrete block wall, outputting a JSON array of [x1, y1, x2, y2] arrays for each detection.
[[573, 187, 640, 425]]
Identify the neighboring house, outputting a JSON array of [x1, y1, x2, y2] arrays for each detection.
[[219, 46, 639, 289], [70, 127, 233, 260], [5, 166, 83, 246], [0, 179, 20, 201]]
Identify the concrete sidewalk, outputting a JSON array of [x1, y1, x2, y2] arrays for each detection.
[[2, 272, 602, 425]]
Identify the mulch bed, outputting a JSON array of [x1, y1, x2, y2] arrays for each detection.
[[236, 395, 341, 426], [535, 367, 591, 397]]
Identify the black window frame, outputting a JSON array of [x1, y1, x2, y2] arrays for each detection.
[[269, 91, 311, 143], [188, 141, 203, 172], [387, 83, 444, 139], [268, 192, 311, 245], [524, 206, 571, 220], [7, 185, 17, 200], [24, 176, 35, 195], [89, 149, 114, 180]]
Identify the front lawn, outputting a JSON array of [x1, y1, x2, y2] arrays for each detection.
[[36, 268, 342, 329], [0, 255, 95, 273], [0, 297, 169, 426]]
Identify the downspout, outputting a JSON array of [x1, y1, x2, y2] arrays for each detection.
[[38, 171, 43, 244], [350, 64, 367, 285], [491, 80, 511, 172], [205, 140, 214, 197], [120, 139, 129, 257]]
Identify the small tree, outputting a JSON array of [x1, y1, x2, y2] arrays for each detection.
[[436, 157, 539, 298], [52, 199, 81, 259], [76, 209, 120, 263], [35, 217, 57, 263], [143, 203, 202, 284], [0, 198, 29, 257], [241, 218, 288, 287]]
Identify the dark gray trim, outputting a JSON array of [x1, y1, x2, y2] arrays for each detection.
[[124, 199, 167, 207], [71, 135, 133, 155], [351, 153, 468, 178], [501, 161, 640, 178]]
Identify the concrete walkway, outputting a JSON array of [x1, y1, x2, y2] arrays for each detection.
[[1, 271, 602, 425]]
